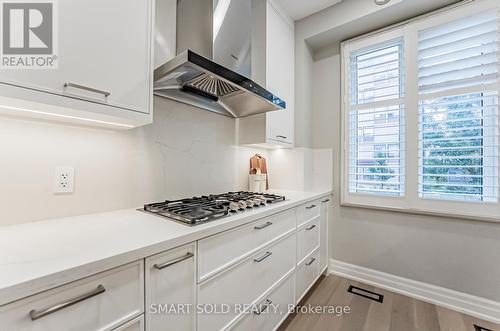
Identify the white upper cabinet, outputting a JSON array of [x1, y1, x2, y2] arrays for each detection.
[[238, 0, 294, 148], [0, 0, 154, 128], [265, 1, 294, 146]]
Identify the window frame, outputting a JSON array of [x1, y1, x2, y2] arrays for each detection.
[[340, 0, 500, 222]]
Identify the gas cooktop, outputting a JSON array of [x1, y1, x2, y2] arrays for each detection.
[[141, 192, 286, 225]]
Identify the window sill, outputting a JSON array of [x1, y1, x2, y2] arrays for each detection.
[[340, 201, 500, 224]]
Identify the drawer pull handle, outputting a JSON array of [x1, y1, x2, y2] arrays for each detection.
[[154, 252, 194, 270], [306, 224, 317, 231], [254, 299, 273, 315], [254, 221, 273, 230], [29, 284, 105, 321], [306, 258, 316, 266], [64, 82, 111, 97], [276, 135, 287, 139], [306, 204, 316, 209], [322, 199, 330, 203], [254, 251, 272, 263]]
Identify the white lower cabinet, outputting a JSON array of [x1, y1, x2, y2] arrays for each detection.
[[297, 217, 320, 264], [113, 315, 144, 331], [197, 233, 296, 331], [296, 249, 320, 303], [230, 273, 295, 331], [1, 196, 330, 331], [319, 197, 331, 273], [197, 209, 296, 282], [0, 261, 144, 331], [145, 243, 196, 331]]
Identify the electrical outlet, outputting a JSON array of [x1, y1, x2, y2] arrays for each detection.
[[54, 167, 75, 194]]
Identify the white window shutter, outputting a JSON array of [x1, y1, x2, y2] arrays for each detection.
[[417, 10, 499, 202], [348, 39, 405, 196]]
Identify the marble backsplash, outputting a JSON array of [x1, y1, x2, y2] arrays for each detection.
[[0, 97, 267, 225]]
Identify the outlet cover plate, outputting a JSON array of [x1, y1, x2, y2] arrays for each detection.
[[54, 167, 75, 194]]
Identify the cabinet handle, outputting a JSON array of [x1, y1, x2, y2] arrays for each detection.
[[254, 251, 272, 263], [154, 252, 194, 270], [29, 285, 105, 321], [305, 258, 316, 266], [64, 82, 111, 97], [276, 135, 287, 139], [306, 224, 317, 231], [254, 299, 273, 315], [322, 199, 330, 203], [305, 204, 316, 209], [254, 221, 273, 230]]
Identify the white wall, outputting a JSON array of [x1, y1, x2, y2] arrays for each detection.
[[267, 147, 333, 192], [313, 54, 500, 302], [0, 97, 265, 226]]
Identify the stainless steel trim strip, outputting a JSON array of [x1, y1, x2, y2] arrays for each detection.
[[64, 82, 111, 97], [29, 285, 106, 321], [154, 252, 194, 270]]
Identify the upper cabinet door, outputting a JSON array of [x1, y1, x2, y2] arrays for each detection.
[[265, 1, 294, 146], [0, 0, 153, 114]]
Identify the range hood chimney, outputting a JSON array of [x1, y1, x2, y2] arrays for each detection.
[[153, 0, 286, 118]]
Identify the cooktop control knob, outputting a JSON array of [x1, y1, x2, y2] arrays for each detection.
[[237, 200, 247, 209], [229, 201, 240, 212], [253, 197, 263, 206], [245, 200, 255, 208]]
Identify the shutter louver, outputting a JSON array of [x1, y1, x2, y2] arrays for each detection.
[[418, 11, 499, 202], [348, 39, 405, 196]]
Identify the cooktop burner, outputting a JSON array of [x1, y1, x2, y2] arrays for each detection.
[[141, 192, 286, 225]]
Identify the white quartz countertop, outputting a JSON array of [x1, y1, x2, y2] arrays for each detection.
[[0, 190, 331, 306]]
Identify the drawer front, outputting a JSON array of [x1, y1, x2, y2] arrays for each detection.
[[145, 243, 196, 331], [197, 233, 296, 331], [113, 315, 144, 331], [253, 273, 295, 331], [229, 273, 295, 331], [297, 217, 320, 264], [198, 209, 296, 281], [0, 261, 144, 331], [297, 200, 320, 228], [296, 250, 320, 303]]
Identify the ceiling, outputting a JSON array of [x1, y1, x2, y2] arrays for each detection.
[[302, 0, 461, 58], [273, 0, 343, 20]]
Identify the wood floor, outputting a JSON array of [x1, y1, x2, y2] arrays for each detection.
[[279, 275, 499, 331]]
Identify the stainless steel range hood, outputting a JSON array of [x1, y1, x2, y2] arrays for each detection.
[[153, 0, 286, 118]]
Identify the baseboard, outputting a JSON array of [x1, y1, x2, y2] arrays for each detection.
[[329, 259, 500, 325]]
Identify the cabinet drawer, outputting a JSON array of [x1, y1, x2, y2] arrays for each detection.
[[145, 243, 196, 331], [297, 217, 320, 264], [198, 209, 296, 281], [113, 315, 144, 331], [229, 273, 295, 331], [297, 200, 320, 228], [0, 261, 144, 331], [198, 233, 296, 331], [296, 249, 320, 303], [252, 272, 295, 331]]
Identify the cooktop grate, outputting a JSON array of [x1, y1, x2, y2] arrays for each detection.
[[141, 192, 285, 225]]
